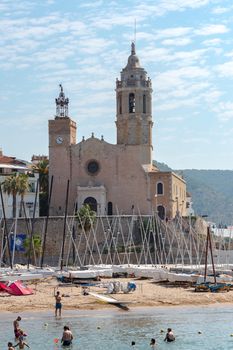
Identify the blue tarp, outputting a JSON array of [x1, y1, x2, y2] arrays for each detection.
[[10, 233, 26, 252]]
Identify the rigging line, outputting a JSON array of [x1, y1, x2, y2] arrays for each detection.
[[0, 184, 13, 268]]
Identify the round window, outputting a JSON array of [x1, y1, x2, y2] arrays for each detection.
[[87, 160, 100, 175]]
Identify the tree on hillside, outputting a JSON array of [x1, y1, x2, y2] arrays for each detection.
[[2, 172, 29, 218]]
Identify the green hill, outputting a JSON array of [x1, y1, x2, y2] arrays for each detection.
[[154, 161, 233, 225]]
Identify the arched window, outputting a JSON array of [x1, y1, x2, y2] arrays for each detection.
[[118, 95, 122, 114], [157, 205, 165, 220], [157, 182, 163, 195], [107, 202, 113, 215], [84, 197, 97, 212], [129, 93, 135, 113], [143, 94, 146, 113]]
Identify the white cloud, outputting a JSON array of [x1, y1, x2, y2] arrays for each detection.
[[202, 38, 222, 46], [213, 102, 233, 122], [215, 61, 233, 77], [134, 0, 211, 18], [156, 98, 199, 111], [156, 27, 192, 39], [212, 7, 230, 14], [161, 37, 192, 46], [80, 0, 103, 8], [78, 38, 114, 54], [195, 24, 229, 36]]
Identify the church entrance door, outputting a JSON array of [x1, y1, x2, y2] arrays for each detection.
[[84, 197, 97, 212], [157, 205, 165, 220]]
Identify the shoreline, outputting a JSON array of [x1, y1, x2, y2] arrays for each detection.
[[1, 277, 233, 314], [0, 302, 233, 320]]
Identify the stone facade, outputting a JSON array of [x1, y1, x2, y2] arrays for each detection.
[[48, 43, 187, 220]]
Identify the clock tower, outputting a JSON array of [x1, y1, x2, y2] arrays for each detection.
[[48, 85, 77, 215], [49, 84, 76, 148]]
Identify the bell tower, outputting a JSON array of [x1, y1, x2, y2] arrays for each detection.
[[115, 43, 153, 151], [49, 84, 76, 148]]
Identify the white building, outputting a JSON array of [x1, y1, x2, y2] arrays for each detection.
[[0, 149, 39, 218]]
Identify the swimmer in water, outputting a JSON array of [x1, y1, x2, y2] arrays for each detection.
[[150, 338, 156, 348], [164, 328, 175, 342], [61, 326, 73, 347], [8, 342, 14, 350], [14, 331, 30, 350]]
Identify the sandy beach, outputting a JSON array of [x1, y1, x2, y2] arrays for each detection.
[[1, 277, 233, 313]]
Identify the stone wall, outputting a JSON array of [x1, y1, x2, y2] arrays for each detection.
[[0, 215, 207, 267]]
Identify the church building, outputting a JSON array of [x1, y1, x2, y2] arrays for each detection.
[[49, 43, 187, 219]]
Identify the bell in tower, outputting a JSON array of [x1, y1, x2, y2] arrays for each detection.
[[115, 42, 153, 148], [55, 84, 69, 118]]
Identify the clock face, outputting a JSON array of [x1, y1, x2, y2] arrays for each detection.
[[56, 136, 63, 144]]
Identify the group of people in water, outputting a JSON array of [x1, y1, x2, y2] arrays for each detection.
[[8, 316, 30, 350], [8, 315, 74, 349], [131, 328, 175, 348], [6, 292, 175, 349]]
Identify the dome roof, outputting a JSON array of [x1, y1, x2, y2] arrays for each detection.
[[125, 42, 141, 69]]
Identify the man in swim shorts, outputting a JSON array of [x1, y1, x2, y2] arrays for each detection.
[[55, 291, 62, 317], [13, 316, 22, 339]]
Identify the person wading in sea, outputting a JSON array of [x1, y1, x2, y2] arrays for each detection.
[[13, 316, 22, 339], [14, 331, 30, 349], [164, 328, 175, 342], [61, 326, 73, 346]]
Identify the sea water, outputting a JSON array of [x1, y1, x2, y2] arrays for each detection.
[[1, 305, 233, 350]]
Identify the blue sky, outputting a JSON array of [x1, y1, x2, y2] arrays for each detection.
[[1, 0, 233, 169]]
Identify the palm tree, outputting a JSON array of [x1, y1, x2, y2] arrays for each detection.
[[18, 173, 29, 217], [2, 172, 29, 218], [32, 159, 49, 193], [76, 204, 96, 266], [32, 160, 49, 216], [24, 234, 42, 266], [76, 204, 96, 231]]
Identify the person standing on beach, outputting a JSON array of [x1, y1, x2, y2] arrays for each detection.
[[61, 326, 73, 346], [13, 316, 22, 339], [164, 328, 175, 342], [54, 290, 62, 317]]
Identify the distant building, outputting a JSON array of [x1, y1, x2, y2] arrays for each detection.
[[0, 149, 39, 218], [49, 43, 187, 219], [31, 155, 48, 165], [186, 192, 195, 216]]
